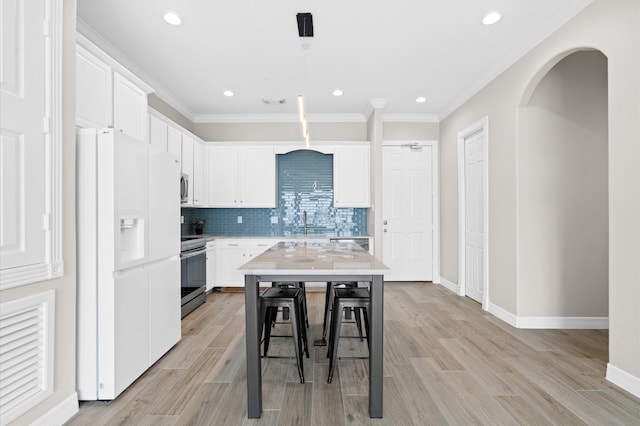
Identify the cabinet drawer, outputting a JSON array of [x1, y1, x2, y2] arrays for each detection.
[[217, 240, 247, 250]]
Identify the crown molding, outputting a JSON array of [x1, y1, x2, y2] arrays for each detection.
[[193, 113, 366, 124], [382, 114, 439, 123], [76, 19, 197, 121]]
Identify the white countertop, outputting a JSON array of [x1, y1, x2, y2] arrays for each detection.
[[239, 241, 388, 275]]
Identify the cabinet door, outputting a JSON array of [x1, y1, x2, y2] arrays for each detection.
[[193, 140, 205, 206], [148, 258, 180, 365], [149, 114, 168, 153], [238, 146, 276, 207], [216, 241, 247, 287], [181, 135, 194, 204], [76, 45, 113, 128], [167, 126, 182, 167], [206, 243, 216, 291], [113, 72, 148, 141], [334, 145, 370, 207], [207, 146, 238, 207]]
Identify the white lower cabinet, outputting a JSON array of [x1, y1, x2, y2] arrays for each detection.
[[215, 239, 276, 287], [206, 241, 216, 291], [216, 240, 247, 287]]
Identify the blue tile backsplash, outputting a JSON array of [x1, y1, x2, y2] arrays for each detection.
[[182, 150, 367, 236]]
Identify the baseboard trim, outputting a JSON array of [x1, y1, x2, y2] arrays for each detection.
[[31, 392, 78, 426], [439, 277, 459, 294], [606, 363, 640, 399], [487, 302, 518, 327], [485, 303, 608, 329], [515, 316, 609, 329]]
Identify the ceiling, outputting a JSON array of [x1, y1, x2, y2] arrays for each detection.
[[77, 0, 593, 122]]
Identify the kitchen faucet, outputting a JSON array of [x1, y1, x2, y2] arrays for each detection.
[[303, 210, 307, 235]]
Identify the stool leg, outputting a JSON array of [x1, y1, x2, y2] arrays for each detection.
[[322, 282, 335, 342], [361, 306, 370, 351], [327, 299, 343, 383], [299, 282, 309, 328], [298, 294, 310, 358], [289, 301, 304, 383], [263, 306, 276, 357], [354, 307, 364, 340]]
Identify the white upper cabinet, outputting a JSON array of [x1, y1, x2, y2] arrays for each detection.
[[75, 35, 152, 141], [238, 146, 276, 208], [113, 72, 148, 141], [76, 45, 112, 129], [167, 126, 182, 164], [181, 135, 195, 205], [149, 114, 168, 153], [333, 144, 371, 207], [207, 145, 276, 208], [193, 140, 206, 206], [149, 109, 208, 206], [207, 146, 238, 206]]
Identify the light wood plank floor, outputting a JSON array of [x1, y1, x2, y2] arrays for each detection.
[[67, 283, 640, 425]]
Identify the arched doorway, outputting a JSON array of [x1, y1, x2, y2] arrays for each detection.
[[516, 50, 609, 326]]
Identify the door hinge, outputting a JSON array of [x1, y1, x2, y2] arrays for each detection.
[[42, 213, 51, 231]]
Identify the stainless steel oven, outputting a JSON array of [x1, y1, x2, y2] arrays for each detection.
[[180, 237, 206, 318]]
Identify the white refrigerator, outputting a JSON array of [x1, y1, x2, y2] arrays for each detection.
[[76, 128, 181, 400]]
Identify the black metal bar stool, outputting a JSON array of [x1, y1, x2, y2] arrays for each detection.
[[327, 287, 370, 383], [272, 281, 309, 328], [260, 286, 310, 383], [321, 282, 363, 345]]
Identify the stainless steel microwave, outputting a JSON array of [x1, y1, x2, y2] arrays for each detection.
[[180, 173, 189, 203]]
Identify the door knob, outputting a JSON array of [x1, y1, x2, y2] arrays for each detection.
[[383, 220, 388, 225]]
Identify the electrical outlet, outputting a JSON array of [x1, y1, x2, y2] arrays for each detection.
[[237, 216, 242, 224], [270, 216, 278, 224]]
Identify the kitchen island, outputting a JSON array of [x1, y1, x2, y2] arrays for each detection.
[[240, 241, 388, 418]]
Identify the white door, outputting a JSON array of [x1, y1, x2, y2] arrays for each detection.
[[463, 130, 485, 303], [382, 145, 433, 281], [1, 0, 47, 271]]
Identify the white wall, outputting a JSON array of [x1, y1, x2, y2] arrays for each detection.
[[382, 122, 439, 140], [148, 93, 194, 132], [440, 0, 640, 391], [518, 51, 608, 317]]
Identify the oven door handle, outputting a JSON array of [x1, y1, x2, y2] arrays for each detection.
[[180, 249, 206, 260]]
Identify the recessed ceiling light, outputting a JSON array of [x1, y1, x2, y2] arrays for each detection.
[[332, 89, 343, 97], [482, 12, 502, 25], [163, 12, 182, 26], [223, 90, 234, 97], [416, 96, 427, 103]]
